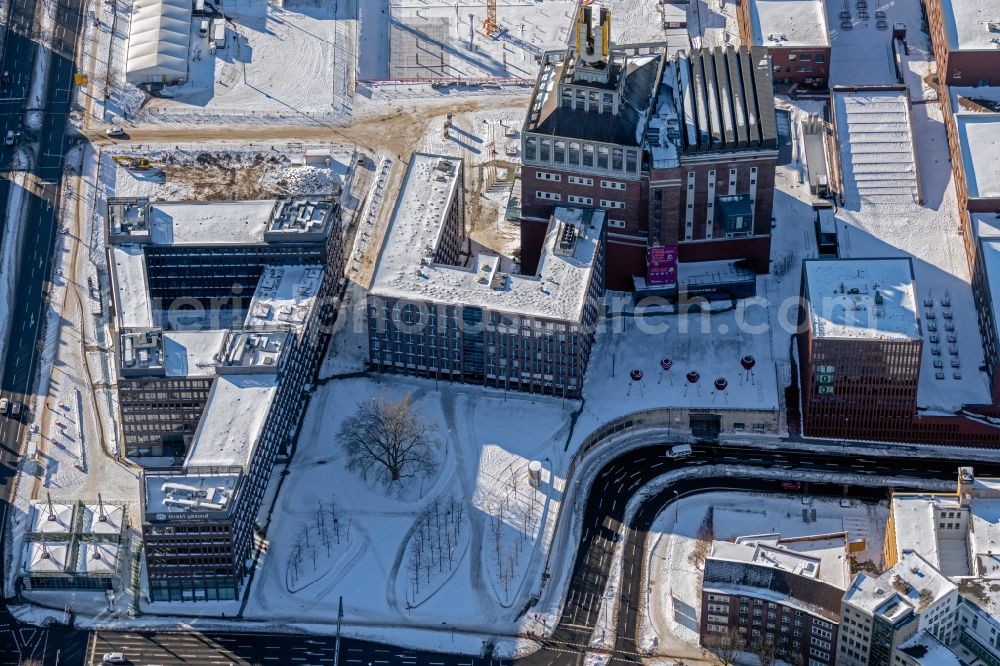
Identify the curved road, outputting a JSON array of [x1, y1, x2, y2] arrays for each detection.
[[81, 443, 997, 666]]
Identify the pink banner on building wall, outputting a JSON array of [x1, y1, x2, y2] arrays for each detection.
[[646, 245, 677, 286]]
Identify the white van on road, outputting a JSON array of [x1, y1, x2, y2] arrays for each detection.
[[667, 444, 693, 458]]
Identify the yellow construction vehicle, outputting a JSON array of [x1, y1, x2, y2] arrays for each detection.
[[112, 155, 152, 170]]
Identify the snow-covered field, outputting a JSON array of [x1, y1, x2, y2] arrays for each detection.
[[242, 375, 574, 638]]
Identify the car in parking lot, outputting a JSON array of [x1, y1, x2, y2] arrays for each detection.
[[0, 398, 8, 415], [103, 652, 127, 664], [9, 401, 23, 420]]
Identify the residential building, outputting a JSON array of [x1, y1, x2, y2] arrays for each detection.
[[838, 551, 959, 666], [925, 0, 1000, 86], [736, 0, 831, 88], [368, 153, 606, 399], [519, 7, 777, 292], [882, 468, 1000, 666], [700, 533, 847, 665]]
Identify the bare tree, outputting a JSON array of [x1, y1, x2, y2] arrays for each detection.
[[708, 627, 743, 665], [751, 634, 778, 666], [337, 396, 439, 492], [688, 507, 715, 569]]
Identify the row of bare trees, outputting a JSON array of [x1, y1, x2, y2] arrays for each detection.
[[407, 496, 465, 600], [487, 462, 543, 603], [289, 497, 351, 587]]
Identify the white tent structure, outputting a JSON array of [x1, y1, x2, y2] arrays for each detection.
[[125, 0, 192, 85]]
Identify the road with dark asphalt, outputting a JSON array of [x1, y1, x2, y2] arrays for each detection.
[[68, 444, 1000, 666], [0, 0, 86, 661]]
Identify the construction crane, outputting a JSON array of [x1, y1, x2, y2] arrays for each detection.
[[112, 155, 152, 170], [483, 0, 499, 36]]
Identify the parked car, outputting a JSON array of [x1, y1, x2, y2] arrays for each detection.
[[9, 401, 23, 419], [0, 398, 8, 415], [666, 444, 693, 458], [103, 652, 127, 664]]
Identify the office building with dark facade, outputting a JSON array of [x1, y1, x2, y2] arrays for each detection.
[[368, 153, 606, 399], [736, 0, 831, 89], [519, 7, 778, 293], [798, 257, 1000, 445], [107, 195, 347, 601], [798, 258, 924, 441], [108, 196, 345, 458], [700, 533, 847, 666]]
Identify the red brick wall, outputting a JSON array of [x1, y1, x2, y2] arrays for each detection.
[[650, 155, 776, 244], [606, 239, 648, 290], [520, 164, 645, 234], [680, 235, 771, 272], [769, 47, 831, 87]]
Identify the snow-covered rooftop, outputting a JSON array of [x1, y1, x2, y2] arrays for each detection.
[[746, 0, 830, 47], [371, 154, 605, 322], [937, 0, 1000, 50], [830, 88, 992, 412], [29, 501, 75, 535], [183, 374, 278, 468], [145, 473, 241, 516], [956, 115, 1000, 199], [80, 503, 126, 536], [803, 259, 920, 340], [117, 264, 320, 379], [890, 493, 968, 576], [245, 265, 323, 328], [110, 246, 153, 328], [711, 532, 849, 589], [163, 330, 226, 377], [149, 200, 277, 245], [898, 630, 963, 666], [24, 542, 68, 574], [218, 329, 290, 372], [844, 551, 956, 618], [76, 542, 121, 576]]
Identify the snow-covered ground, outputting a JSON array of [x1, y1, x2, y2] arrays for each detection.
[[242, 375, 574, 638], [98, 0, 355, 125], [100, 143, 354, 201], [4, 145, 142, 603]]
